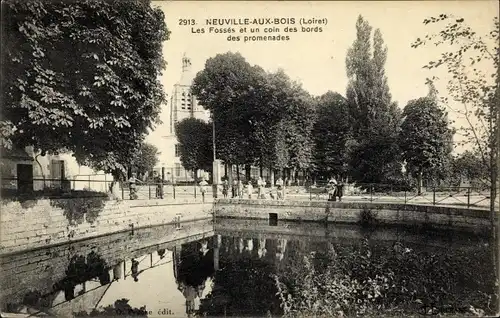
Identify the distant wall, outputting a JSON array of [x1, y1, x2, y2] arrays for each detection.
[[0, 198, 213, 255], [214, 199, 492, 231]]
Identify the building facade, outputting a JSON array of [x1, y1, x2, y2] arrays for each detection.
[[1, 146, 113, 193], [157, 55, 211, 183]]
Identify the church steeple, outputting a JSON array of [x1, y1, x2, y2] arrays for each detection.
[[182, 53, 192, 73]]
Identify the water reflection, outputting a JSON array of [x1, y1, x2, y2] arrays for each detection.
[[0, 218, 496, 317]]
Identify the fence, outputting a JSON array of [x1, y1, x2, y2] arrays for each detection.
[[299, 182, 492, 210], [0, 176, 494, 210], [0, 177, 213, 201]]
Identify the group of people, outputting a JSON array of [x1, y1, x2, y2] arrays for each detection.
[[327, 177, 344, 201], [198, 176, 286, 201], [127, 171, 164, 200]]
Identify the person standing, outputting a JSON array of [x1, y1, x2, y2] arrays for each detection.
[[231, 179, 237, 198], [222, 179, 229, 198], [276, 177, 284, 200], [237, 180, 244, 199], [247, 181, 254, 199], [328, 177, 338, 201], [337, 179, 344, 201], [153, 171, 163, 199], [257, 177, 264, 199], [199, 179, 208, 202], [128, 172, 142, 200]]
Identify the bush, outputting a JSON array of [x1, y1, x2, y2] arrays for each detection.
[[275, 240, 497, 317]]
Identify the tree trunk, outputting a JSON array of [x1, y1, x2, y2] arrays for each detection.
[[224, 164, 228, 180], [270, 166, 275, 186], [245, 164, 251, 181], [417, 171, 423, 195], [236, 165, 240, 181], [228, 164, 233, 186]]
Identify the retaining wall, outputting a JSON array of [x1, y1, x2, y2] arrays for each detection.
[[214, 199, 493, 231], [0, 197, 213, 255]]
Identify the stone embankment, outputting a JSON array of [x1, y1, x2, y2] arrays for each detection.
[[0, 197, 213, 255], [214, 199, 493, 231]]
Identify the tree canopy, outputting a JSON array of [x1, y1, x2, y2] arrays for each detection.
[[312, 92, 352, 178], [191, 53, 315, 174], [175, 117, 213, 173], [399, 95, 454, 190], [411, 14, 498, 212], [130, 142, 159, 178], [1, 0, 169, 177], [345, 15, 402, 184]]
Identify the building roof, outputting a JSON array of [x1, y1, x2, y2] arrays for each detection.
[[0, 146, 33, 161], [177, 54, 195, 87]]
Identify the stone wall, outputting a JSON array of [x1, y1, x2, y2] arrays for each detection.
[[214, 199, 492, 231], [214, 218, 489, 250], [0, 197, 213, 255]]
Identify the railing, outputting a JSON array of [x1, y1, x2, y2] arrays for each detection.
[[1, 176, 494, 210], [297, 182, 492, 210], [0, 177, 214, 202]]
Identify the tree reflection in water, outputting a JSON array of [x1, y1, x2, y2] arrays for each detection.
[[174, 238, 215, 316], [195, 233, 497, 317], [196, 237, 283, 317], [74, 298, 148, 317]]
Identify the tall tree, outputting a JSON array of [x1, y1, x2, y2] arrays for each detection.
[[411, 14, 499, 218], [345, 15, 402, 185], [175, 117, 213, 173], [399, 95, 454, 194], [451, 150, 489, 188], [191, 52, 264, 168], [312, 92, 352, 179], [1, 0, 169, 180], [130, 142, 159, 178]]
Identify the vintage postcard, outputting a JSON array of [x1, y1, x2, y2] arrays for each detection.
[[1, 0, 499, 317]]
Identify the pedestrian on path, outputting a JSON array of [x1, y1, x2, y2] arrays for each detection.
[[199, 179, 208, 202], [232, 179, 237, 198], [337, 179, 344, 201], [247, 181, 253, 199], [128, 172, 142, 200], [276, 177, 284, 200], [257, 177, 264, 199], [328, 177, 337, 201], [153, 171, 164, 199], [222, 179, 229, 198], [237, 180, 244, 199]]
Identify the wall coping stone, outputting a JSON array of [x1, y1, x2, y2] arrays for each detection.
[[214, 198, 491, 219]]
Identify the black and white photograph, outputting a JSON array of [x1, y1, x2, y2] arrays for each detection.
[[0, 0, 499, 317]]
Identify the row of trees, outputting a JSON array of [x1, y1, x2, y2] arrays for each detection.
[[1, 0, 168, 182], [176, 15, 494, 195]]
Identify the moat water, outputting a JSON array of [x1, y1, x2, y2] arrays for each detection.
[[0, 218, 496, 317]]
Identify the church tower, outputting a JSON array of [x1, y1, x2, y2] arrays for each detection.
[[168, 54, 209, 135], [159, 54, 210, 183]]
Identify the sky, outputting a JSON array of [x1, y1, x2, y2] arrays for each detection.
[[148, 0, 498, 152]]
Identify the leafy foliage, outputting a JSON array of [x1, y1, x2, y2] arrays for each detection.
[[130, 142, 159, 177], [191, 52, 260, 166], [175, 117, 213, 172], [312, 92, 352, 178], [345, 15, 403, 184], [1, 0, 169, 177], [451, 150, 489, 187], [411, 14, 498, 210], [276, 239, 497, 317], [74, 299, 148, 317], [399, 96, 454, 183], [191, 53, 315, 172]]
